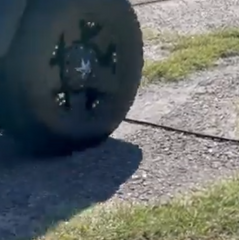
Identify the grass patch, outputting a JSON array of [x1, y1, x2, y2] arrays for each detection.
[[142, 27, 181, 44], [142, 27, 161, 42], [37, 177, 239, 240], [143, 28, 239, 82]]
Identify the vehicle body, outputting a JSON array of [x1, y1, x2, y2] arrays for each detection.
[[0, 0, 143, 157], [0, 0, 26, 58]]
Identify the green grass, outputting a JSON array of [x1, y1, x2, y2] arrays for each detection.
[[143, 28, 239, 82], [142, 27, 161, 41], [37, 177, 239, 240]]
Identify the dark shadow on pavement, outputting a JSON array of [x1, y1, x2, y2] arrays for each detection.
[[0, 134, 142, 240]]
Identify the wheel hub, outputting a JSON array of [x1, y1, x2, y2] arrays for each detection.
[[51, 19, 118, 111], [64, 44, 97, 91]]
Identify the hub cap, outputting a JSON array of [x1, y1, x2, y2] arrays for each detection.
[[50, 20, 118, 113], [64, 44, 96, 91]]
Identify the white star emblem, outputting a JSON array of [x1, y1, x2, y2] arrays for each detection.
[[75, 59, 91, 78]]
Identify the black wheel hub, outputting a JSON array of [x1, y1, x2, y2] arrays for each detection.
[[64, 44, 97, 92], [50, 19, 118, 113]]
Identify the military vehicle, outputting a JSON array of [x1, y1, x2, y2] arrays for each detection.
[[0, 0, 143, 156]]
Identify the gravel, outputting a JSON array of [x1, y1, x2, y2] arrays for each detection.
[[133, 0, 239, 35], [112, 127, 239, 204], [0, 137, 143, 240], [126, 56, 239, 140], [115, 0, 239, 201], [1, 0, 239, 239], [134, 0, 239, 60], [159, 57, 239, 139]]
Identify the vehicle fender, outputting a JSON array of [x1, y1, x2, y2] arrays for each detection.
[[0, 0, 27, 58]]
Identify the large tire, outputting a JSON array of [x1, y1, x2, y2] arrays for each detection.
[[0, 0, 143, 157]]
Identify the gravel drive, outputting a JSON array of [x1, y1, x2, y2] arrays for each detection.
[[0, 137, 142, 240], [113, 127, 239, 204], [133, 0, 239, 34], [1, 0, 239, 239], [134, 0, 239, 61], [159, 57, 239, 139], [126, 56, 239, 139], [126, 0, 239, 139]]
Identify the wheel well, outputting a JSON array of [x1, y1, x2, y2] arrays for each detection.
[[0, 0, 27, 58]]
